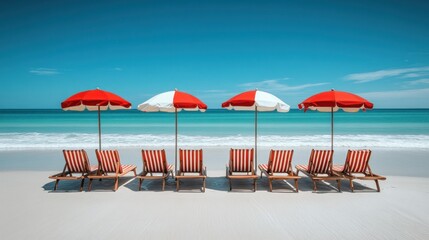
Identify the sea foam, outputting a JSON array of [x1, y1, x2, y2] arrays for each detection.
[[0, 133, 428, 150]]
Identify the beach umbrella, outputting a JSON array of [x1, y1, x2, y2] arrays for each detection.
[[222, 89, 290, 172], [298, 89, 373, 150], [137, 89, 207, 174], [61, 88, 132, 150]]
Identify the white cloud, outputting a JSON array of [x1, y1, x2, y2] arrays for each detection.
[[407, 78, 429, 85], [114, 67, 122, 71], [345, 66, 429, 83], [29, 68, 59, 76], [359, 88, 429, 108], [401, 73, 427, 78], [240, 79, 328, 92], [262, 77, 290, 81]]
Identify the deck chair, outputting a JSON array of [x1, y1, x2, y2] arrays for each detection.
[[333, 149, 386, 192], [49, 149, 98, 191], [176, 149, 207, 192], [226, 148, 258, 191], [87, 149, 137, 191], [258, 150, 301, 192], [136, 149, 174, 191], [296, 149, 342, 192]]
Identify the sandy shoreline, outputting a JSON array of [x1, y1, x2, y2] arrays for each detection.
[[0, 147, 428, 239]]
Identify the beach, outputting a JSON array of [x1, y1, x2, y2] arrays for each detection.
[[1, 109, 428, 239], [1, 146, 428, 240], [2, 0, 429, 239]]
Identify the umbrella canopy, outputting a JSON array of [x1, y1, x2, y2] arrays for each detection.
[[138, 90, 207, 112], [61, 88, 131, 111], [222, 89, 290, 112], [138, 90, 207, 174], [298, 89, 373, 150], [61, 88, 131, 150], [298, 89, 373, 112], [222, 90, 290, 172]]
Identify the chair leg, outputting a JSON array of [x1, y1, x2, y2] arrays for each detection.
[[229, 178, 232, 191], [138, 178, 143, 191], [375, 180, 380, 192], [313, 180, 317, 192], [176, 178, 180, 192], [337, 180, 341, 192], [253, 179, 257, 192], [162, 178, 166, 191], [294, 179, 299, 193], [202, 178, 206, 193], [54, 179, 59, 191], [349, 179, 354, 192], [114, 177, 119, 191], [88, 179, 93, 191], [269, 179, 273, 192], [80, 179, 85, 192]]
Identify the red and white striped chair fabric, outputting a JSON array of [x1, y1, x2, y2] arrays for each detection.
[[180, 149, 203, 173], [95, 149, 125, 174], [333, 150, 371, 173], [268, 150, 293, 173], [230, 148, 254, 172], [142, 149, 170, 173], [296, 150, 333, 174], [63, 149, 92, 173]]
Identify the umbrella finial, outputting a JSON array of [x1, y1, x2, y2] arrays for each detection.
[[175, 88, 178, 91], [96, 87, 100, 90], [255, 88, 258, 91], [331, 88, 335, 91]]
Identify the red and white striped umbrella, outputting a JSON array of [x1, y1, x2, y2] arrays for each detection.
[[61, 88, 131, 150], [298, 89, 374, 150], [222, 89, 290, 171], [222, 89, 290, 112], [138, 90, 207, 112], [138, 90, 207, 173]]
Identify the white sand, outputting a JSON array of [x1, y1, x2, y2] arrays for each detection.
[[0, 148, 428, 239]]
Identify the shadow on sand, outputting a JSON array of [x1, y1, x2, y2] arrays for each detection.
[[42, 176, 378, 193]]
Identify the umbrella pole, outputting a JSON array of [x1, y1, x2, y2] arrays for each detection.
[[331, 107, 334, 151], [255, 106, 258, 174], [98, 106, 101, 151], [175, 108, 178, 176]]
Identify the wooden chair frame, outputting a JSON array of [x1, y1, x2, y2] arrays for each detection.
[[136, 149, 174, 191], [258, 150, 301, 192], [333, 150, 386, 192], [87, 150, 137, 191], [175, 149, 207, 192], [48, 149, 97, 191], [296, 149, 342, 192], [226, 148, 258, 192]]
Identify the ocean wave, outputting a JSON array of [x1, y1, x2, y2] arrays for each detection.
[[0, 133, 428, 150]]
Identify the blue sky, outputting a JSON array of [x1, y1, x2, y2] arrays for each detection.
[[1, 0, 429, 109]]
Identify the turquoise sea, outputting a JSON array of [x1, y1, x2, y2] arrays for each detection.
[[0, 109, 428, 150]]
